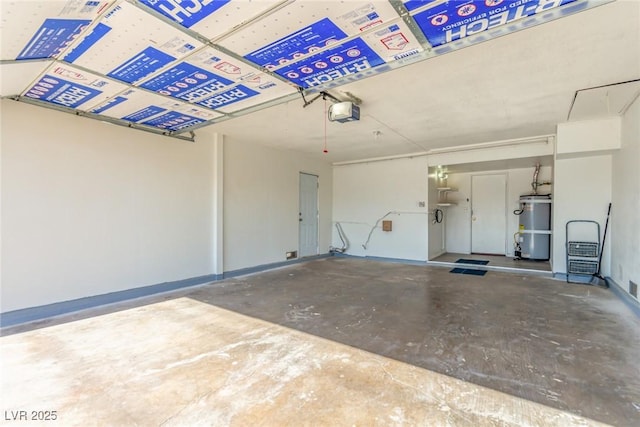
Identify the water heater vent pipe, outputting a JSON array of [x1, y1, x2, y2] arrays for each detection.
[[532, 163, 541, 194], [531, 163, 552, 194]]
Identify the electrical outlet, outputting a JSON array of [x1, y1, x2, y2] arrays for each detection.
[[286, 251, 297, 260], [418, 201, 425, 207], [630, 280, 638, 299]]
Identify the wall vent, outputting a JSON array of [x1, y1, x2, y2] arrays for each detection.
[[286, 251, 297, 260], [630, 280, 638, 299]]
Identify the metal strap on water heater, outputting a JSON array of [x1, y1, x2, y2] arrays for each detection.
[[520, 199, 552, 204]]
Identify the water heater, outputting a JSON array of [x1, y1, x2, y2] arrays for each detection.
[[518, 194, 552, 260]]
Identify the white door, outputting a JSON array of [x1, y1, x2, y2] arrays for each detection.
[[471, 174, 507, 255], [299, 173, 319, 257]]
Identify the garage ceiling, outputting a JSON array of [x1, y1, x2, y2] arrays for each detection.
[[1, 0, 639, 162]]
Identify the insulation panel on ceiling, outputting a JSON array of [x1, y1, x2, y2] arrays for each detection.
[[137, 0, 284, 41], [0, 0, 112, 60], [404, 0, 582, 50], [21, 63, 127, 109], [264, 20, 423, 89], [219, 1, 424, 89], [1, 0, 609, 139], [137, 46, 296, 113], [64, 2, 204, 84], [87, 88, 222, 129]]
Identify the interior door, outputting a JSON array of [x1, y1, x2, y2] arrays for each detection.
[[471, 174, 507, 255], [299, 172, 319, 257]]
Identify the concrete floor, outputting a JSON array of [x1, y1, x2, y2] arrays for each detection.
[[2, 257, 639, 426]]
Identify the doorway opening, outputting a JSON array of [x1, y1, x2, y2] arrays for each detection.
[[428, 159, 553, 274]]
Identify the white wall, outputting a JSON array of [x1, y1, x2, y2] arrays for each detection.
[[427, 173, 445, 259], [223, 137, 332, 272], [427, 137, 554, 167], [557, 117, 621, 154], [552, 154, 612, 275], [611, 96, 640, 297], [1, 100, 219, 313], [445, 166, 553, 257], [552, 116, 623, 276], [332, 157, 429, 261]]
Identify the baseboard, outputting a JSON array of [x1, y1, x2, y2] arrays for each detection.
[[1, 254, 333, 329], [222, 253, 331, 278], [606, 277, 640, 318], [551, 274, 640, 318], [0, 273, 222, 328], [333, 253, 428, 266], [552, 272, 596, 284], [8, 255, 628, 329]]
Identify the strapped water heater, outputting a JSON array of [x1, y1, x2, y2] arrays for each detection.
[[515, 194, 552, 260]]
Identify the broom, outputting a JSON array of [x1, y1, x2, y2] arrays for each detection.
[[592, 203, 611, 288]]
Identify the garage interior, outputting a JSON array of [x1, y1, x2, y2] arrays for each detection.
[[1, 0, 639, 425]]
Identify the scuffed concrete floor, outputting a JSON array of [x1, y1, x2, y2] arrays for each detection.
[[2, 257, 640, 426]]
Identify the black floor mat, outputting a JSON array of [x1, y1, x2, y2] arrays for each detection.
[[450, 267, 487, 276], [455, 258, 490, 265]]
